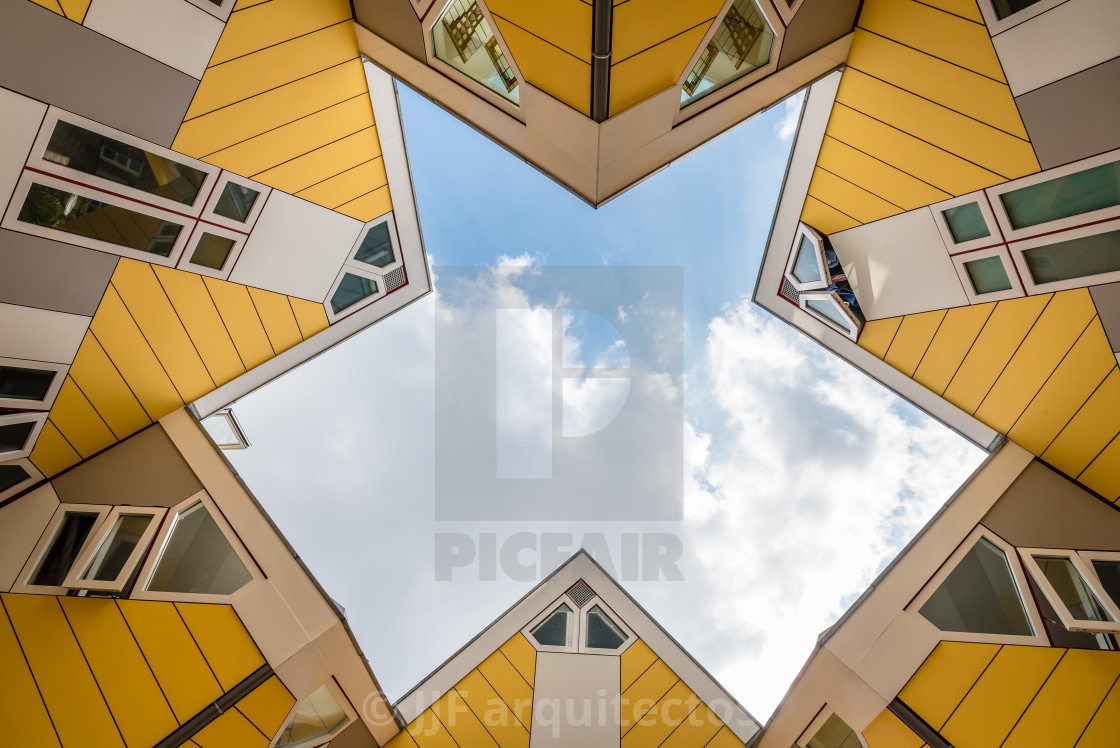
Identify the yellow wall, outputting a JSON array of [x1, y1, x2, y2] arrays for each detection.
[[26, 0, 89, 23], [173, 0, 392, 222], [801, 0, 1039, 235], [0, 593, 290, 748], [860, 289, 1120, 502], [29, 259, 328, 477]]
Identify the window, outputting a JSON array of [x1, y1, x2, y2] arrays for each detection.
[[963, 256, 1012, 294], [531, 603, 573, 647], [1088, 557, 1120, 609], [330, 274, 379, 315], [63, 507, 164, 593], [189, 232, 236, 270], [180, 224, 246, 278], [353, 223, 396, 268], [144, 500, 253, 596], [276, 684, 351, 747], [1000, 160, 1120, 231], [784, 223, 829, 292], [200, 172, 269, 232], [585, 605, 628, 650], [201, 408, 251, 450], [0, 361, 64, 408], [522, 582, 635, 654], [0, 413, 47, 459], [991, 0, 1046, 18], [1021, 550, 1120, 634], [943, 202, 991, 244], [1022, 228, 1120, 285], [432, 0, 519, 105], [0, 461, 32, 495], [799, 291, 862, 342], [213, 181, 260, 223], [951, 248, 1022, 303], [325, 216, 402, 320], [806, 714, 862, 748], [933, 193, 999, 254], [680, 0, 775, 108]]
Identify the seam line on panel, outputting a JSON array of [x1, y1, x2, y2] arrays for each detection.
[[65, 374, 124, 443], [245, 291, 279, 357], [113, 599, 180, 725], [475, 664, 531, 732], [108, 282, 189, 407], [1038, 365, 1117, 458], [910, 310, 949, 376], [148, 266, 225, 389], [86, 329, 158, 423], [623, 676, 679, 738], [935, 301, 997, 396], [814, 164, 906, 212], [909, 0, 985, 25], [0, 596, 66, 747], [497, 648, 533, 691], [232, 705, 271, 740], [490, 12, 591, 65], [1077, 428, 1120, 484], [206, 19, 353, 70], [170, 602, 226, 687], [334, 183, 389, 212], [968, 293, 1056, 415], [821, 134, 954, 201], [1072, 671, 1120, 746], [611, 18, 716, 67], [199, 92, 369, 160], [852, 26, 1008, 86], [804, 192, 862, 227], [294, 155, 380, 197], [249, 124, 373, 183], [45, 416, 82, 464], [995, 649, 1067, 748], [199, 277, 251, 371], [56, 597, 132, 747], [938, 644, 1003, 731]]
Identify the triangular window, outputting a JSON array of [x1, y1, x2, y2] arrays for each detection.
[[432, 1, 519, 105], [680, 0, 775, 108], [146, 501, 252, 596], [277, 685, 349, 747], [919, 537, 1034, 636], [585, 605, 628, 650], [531, 603, 572, 647]]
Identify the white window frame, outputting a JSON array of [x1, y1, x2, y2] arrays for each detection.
[[29, 109, 218, 215], [521, 592, 636, 655], [268, 679, 357, 748], [931, 193, 1002, 254], [799, 290, 861, 342], [13, 503, 113, 595], [0, 411, 49, 460], [0, 357, 68, 410], [201, 172, 270, 232], [580, 595, 636, 655], [324, 265, 387, 322], [907, 526, 1048, 646], [1008, 218, 1120, 294], [3, 171, 195, 267], [521, 595, 579, 654], [795, 706, 871, 748], [775, 0, 806, 27], [201, 408, 252, 450], [951, 246, 1024, 304], [988, 150, 1120, 243], [132, 489, 260, 603], [978, 0, 1071, 37], [0, 457, 42, 502], [1020, 548, 1120, 634], [347, 213, 403, 276], [784, 222, 831, 292], [176, 222, 248, 279], [62, 506, 166, 593]]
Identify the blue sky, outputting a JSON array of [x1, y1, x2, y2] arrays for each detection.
[[224, 84, 985, 719]]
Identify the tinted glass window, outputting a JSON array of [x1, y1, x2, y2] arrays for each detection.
[[919, 537, 1033, 636], [147, 502, 252, 595], [0, 366, 56, 401], [30, 512, 98, 586]]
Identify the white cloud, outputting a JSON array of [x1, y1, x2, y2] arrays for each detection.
[[775, 92, 805, 143]]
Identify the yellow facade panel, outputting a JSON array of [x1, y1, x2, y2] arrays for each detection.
[[621, 658, 677, 733], [455, 670, 530, 748], [1077, 679, 1120, 747], [857, 317, 902, 360], [29, 419, 81, 477], [884, 310, 947, 377], [235, 0, 271, 8], [857, 0, 1006, 82], [492, 19, 591, 117], [0, 595, 62, 748], [912, 303, 995, 396], [336, 184, 394, 223], [186, 23, 359, 120], [658, 702, 724, 748], [862, 709, 924, 748], [621, 679, 700, 748], [1042, 367, 1120, 479], [117, 599, 224, 723], [296, 156, 389, 211], [800, 195, 860, 235], [202, 278, 276, 370], [208, 0, 355, 67], [290, 297, 330, 339], [90, 286, 185, 418], [67, 333, 152, 438], [975, 289, 1098, 433], [825, 104, 1006, 198], [488, 0, 592, 62], [2, 593, 125, 748], [1003, 649, 1120, 748], [176, 603, 266, 692], [406, 709, 459, 748], [807, 166, 902, 225], [620, 639, 659, 692], [191, 708, 269, 748], [707, 726, 749, 748], [940, 645, 1063, 748], [151, 266, 247, 386], [49, 377, 118, 458], [1079, 433, 1120, 502], [235, 676, 296, 739], [611, 0, 724, 63], [1007, 319, 1117, 455], [250, 128, 378, 193], [247, 287, 304, 355], [386, 728, 422, 748], [609, 25, 709, 117], [919, 0, 984, 22], [57, 0, 90, 22], [432, 690, 500, 748], [174, 61, 370, 160], [898, 642, 1000, 730], [477, 649, 534, 728], [59, 597, 178, 748], [816, 136, 952, 212], [845, 31, 1028, 139], [499, 633, 537, 688], [942, 294, 1051, 415]]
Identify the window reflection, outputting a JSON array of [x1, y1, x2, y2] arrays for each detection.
[[681, 0, 774, 108], [433, 0, 519, 104]]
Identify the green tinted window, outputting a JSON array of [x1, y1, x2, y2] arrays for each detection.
[[943, 202, 990, 243], [1001, 162, 1120, 229], [964, 256, 1012, 294], [1024, 230, 1120, 285]]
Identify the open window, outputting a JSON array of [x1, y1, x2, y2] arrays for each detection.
[[799, 291, 862, 342], [521, 579, 634, 654], [1082, 551, 1120, 613], [784, 223, 830, 292], [273, 682, 353, 748], [430, 0, 520, 106], [0, 358, 68, 410], [15, 503, 111, 594], [679, 0, 776, 109], [202, 407, 251, 450], [1021, 549, 1120, 634], [62, 506, 165, 594]]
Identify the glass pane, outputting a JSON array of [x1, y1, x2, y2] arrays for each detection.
[[19, 183, 184, 257], [330, 273, 378, 314], [147, 502, 252, 595], [681, 0, 774, 107], [586, 605, 628, 649], [433, 1, 519, 105], [202, 413, 243, 448], [919, 537, 1033, 636], [0, 420, 35, 453], [531, 604, 572, 647], [1001, 161, 1120, 229], [992, 0, 1045, 19], [1024, 229, 1120, 285], [806, 297, 852, 333], [964, 256, 1013, 294], [354, 223, 396, 268], [1092, 560, 1120, 609], [277, 685, 348, 747], [792, 234, 822, 284], [213, 182, 260, 222], [943, 202, 990, 243], [0, 366, 56, 401], [0, 463, 30, 494], [31, 512, 99, 586], [81, 514, 152, 582], [807, 714, 862, 748], [1035, 556, 1113, 622], [44, 120, 207, 205], [189, 233, 236, 270]]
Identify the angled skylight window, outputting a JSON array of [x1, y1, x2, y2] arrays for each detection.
[[1022, 551, 1120, 634], [585, 605, 628, 650], [432, 0, 519, 105], [784, 224, 829, 292], [276, 685, 350, 747], [681, 0, 775, 108], [145, 500, 253, 596], [64, 507, 164, 593], [531, 603, 573, 647]]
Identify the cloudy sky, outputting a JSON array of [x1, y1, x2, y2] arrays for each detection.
[[223, 86, 986, 721]]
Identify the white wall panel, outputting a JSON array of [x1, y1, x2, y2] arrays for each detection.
[[0, 303, 90, 364], [993, 0, 1120, 96], [831, 209, 969, 320], [531, 653, 619, 747], [229, 192, 363, 302], [0, 483, 57, 591], [83, 0, 225, 79], [0, 88, 46, 214]]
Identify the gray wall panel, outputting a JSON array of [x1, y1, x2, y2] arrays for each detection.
[[0, 229, 117, 315], [1090, 281, 1120, 354], [354, 0, 427, 63], [0, 0, 199, 147], [776, 0, 860, 71], [1016, 56, 1120, 169]]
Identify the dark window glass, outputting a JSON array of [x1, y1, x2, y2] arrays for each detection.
[[44, 120, 206, 205], [1024, 230, 1120, 285], [1093, 560, 1120, 609], [189, 233, 236, 270], [964, 256, 1013, 294], [1001, 162, 1120, 229], [807, 714, 862, 748], [147, 502, 252, 595], [0, 463, 30, 493], [213, 182, 260, 222], [943, 202, 991, 243], [354, 223, 395, 268], [1035, 556, 1114, 622], [919, 537, 1033, 636], [992, 0, 1048, 20], [0, 366, 55, 401], [18, 183, 183, 257], [0, 421, 34, 453], [30, 512, 98, 586], [585, 605, 627, 649], [531, 604, 572, 647], [330, 273, 378, 314], [80, 514, 152, 582]]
